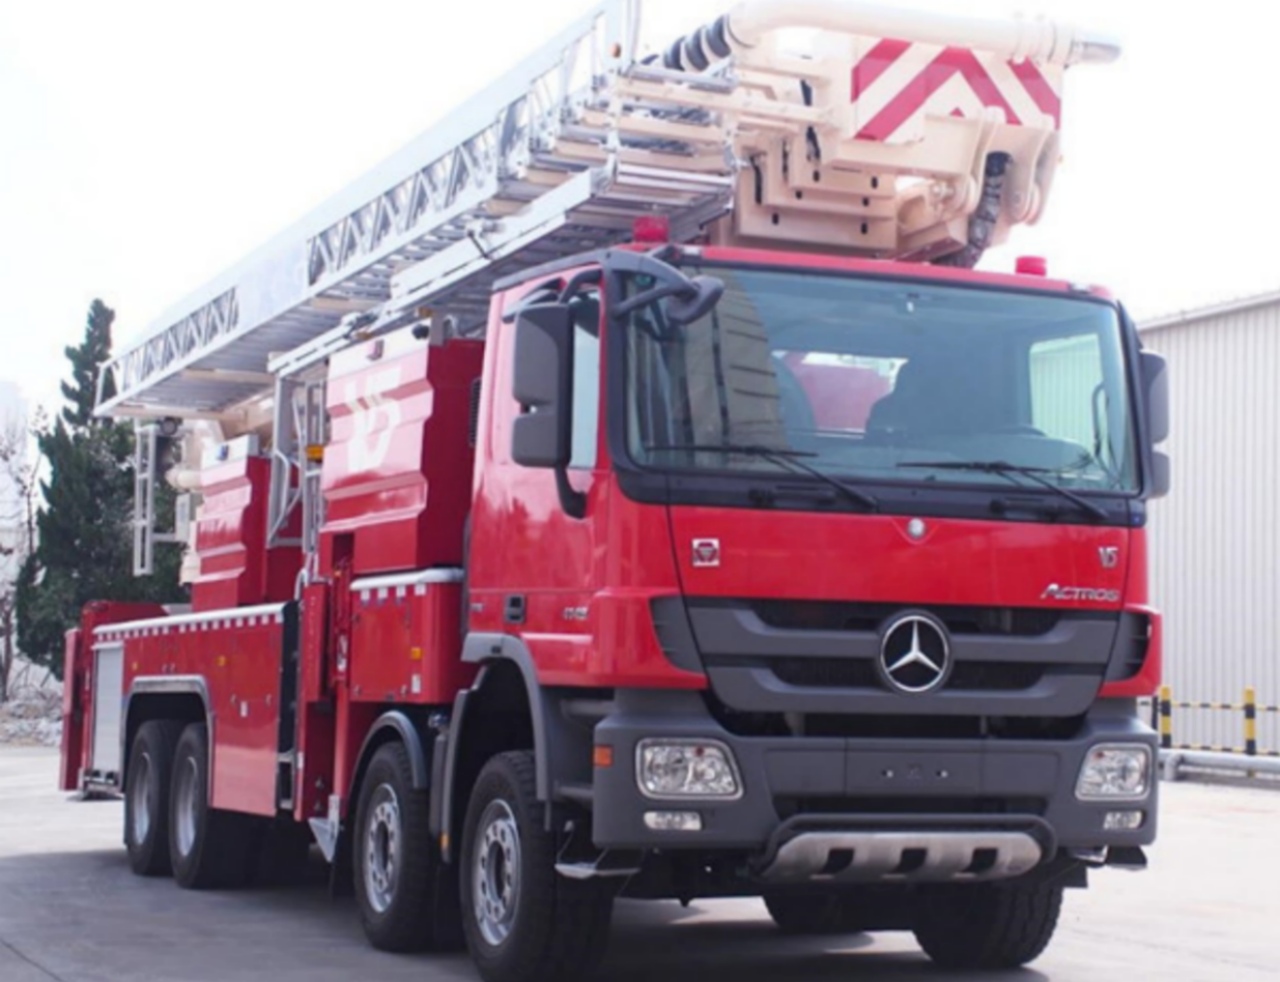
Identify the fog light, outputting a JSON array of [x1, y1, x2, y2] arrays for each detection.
[[637, 739, 742, 799], [1104, 810, 1144, 831], [644, 810, 703, 832], [1076, 744, 1151, 800]]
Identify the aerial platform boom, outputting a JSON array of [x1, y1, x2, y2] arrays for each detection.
[[97, 0, 1118, 422]]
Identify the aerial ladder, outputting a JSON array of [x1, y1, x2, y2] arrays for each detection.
[[100, 0, 1119, 575]]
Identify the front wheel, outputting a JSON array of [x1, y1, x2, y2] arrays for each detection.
[[460, 751, 613, 982], [353, 742, 462, 952], [913, 879, 1065, 970]]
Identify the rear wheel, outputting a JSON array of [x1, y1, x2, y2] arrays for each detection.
[[168, 723, 256, 889], [762, 890, 865, 935], [124, 720, 183, 877], [353, 742, 462, 952], [460, 751, 613, 982], [913, 879, 1065, 970]]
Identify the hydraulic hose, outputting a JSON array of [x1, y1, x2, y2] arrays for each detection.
[[661, 0, 1120, 71]]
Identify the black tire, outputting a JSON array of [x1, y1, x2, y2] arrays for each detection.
[[168, 723, 256, 889], [763, 890, 865, 935], [913, 879, 1065, 970], [460, 751, 613, 982], [124, 719, 184, 877], [354, 742, 463, 952]]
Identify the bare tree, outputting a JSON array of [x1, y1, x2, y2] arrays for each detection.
[[0, 407, 40, 704]]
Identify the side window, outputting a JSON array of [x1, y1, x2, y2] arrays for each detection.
[[568, 291, 601, 469], [1029, 333, 1104, 447]]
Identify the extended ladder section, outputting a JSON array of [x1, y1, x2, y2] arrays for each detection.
[[97, 0, 1119, 423]]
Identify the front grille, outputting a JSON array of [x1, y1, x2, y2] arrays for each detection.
[[950, 662, 1046, 691], [770, 658, 878, 689], [701, 690, 1089, 741], [770, 658, 1045, 692], [685, 598, 1118, 722], [749, 599, 1062, 637]]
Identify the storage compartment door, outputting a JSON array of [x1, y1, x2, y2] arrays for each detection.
[[89, 643, 124, 780]]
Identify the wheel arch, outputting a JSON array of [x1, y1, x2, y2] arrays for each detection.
[[348, 710, 433, 810], [436, 634, 592, 862], [122, 677, 211, 788]]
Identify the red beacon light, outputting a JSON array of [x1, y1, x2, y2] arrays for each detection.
[[633, 215, 671, 244], [1016, 255, 1048, 277]]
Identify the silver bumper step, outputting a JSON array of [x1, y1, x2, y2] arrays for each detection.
[[760, 830, 1043, 884]]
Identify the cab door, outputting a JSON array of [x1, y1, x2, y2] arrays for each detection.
[[466, 279, 609, 685]]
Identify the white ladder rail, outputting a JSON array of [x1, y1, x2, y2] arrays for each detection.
[[98, 0, 643, 418]]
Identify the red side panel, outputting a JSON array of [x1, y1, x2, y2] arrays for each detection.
[[320, 332, 483, 576], [192, 455, 267, 610], [349, 580, 472, 704], [295, 582, 333, 822], [102, 607, 288, 817], [299, 582, 329, 705], [59, 629, 84, 791], [192, 454, 300, 612]]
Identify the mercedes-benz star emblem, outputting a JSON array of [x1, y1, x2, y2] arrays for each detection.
[[878, 613, 952, 694]]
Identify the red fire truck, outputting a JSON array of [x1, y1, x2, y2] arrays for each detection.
[[59, 3, 1167, 980]]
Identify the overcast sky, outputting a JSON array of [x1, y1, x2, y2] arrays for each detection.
[[0, 0, 1273, 416]]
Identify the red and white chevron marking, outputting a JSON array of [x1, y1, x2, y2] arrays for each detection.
[[850, 39, 1063, 143]]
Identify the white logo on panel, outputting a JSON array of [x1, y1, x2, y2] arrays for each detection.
[[344, 367, 402, 472]]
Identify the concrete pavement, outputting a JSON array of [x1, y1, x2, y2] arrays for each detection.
[[2, 745, 1277, 981]]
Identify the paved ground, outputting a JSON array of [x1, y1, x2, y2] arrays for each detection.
[[1, 746, 1277, 982]]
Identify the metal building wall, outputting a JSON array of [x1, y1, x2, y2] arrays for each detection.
[[1142, 298, 1280, 753]]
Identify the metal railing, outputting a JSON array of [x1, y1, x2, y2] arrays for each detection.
[[1145, 685, 1280, 782], [1149, 685, 1279, 757]]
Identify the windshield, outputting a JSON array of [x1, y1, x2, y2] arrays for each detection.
[[623, 266, 1137, 493]]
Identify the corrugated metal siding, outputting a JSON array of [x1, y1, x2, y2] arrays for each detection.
[[1143, 303, 1280, 753], [1031, 335, 1103, 446]]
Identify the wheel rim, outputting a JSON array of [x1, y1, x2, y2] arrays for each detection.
[[128, 751, 153, 845], [363, 784, 402, 915], [173, 756, 199, 858], [472, 799, 521, 948]]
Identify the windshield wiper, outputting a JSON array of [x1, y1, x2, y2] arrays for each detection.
[[897, 459, 1108, 522], [646, 443, 879, 512]]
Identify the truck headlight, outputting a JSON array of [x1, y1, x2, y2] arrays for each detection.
[[637, 739, 742, 800], [1076, 744, 1152, 800]]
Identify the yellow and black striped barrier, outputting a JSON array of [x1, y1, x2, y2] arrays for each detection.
[[1155, 685, 1279, 757], [1246, 686, 1258, 757], [1159, 685, 1173, 749]]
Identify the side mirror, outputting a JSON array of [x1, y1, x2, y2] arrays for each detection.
[[1140, 351, 1168, 445], [1148, 450, 1171, 499], [511, 304, 573, 469]]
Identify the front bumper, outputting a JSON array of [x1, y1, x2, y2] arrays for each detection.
[[592, 692, 1157, 868]]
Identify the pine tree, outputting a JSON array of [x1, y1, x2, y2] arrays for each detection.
[[17, 300, 185, 675], [60, 299, 116, 429]]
